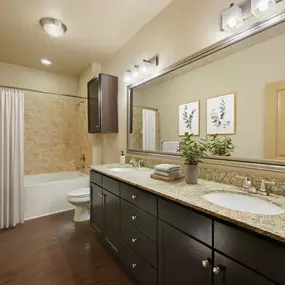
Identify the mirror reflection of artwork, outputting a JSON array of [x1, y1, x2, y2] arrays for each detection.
[[207, 93, 236, 135], [179, 101, 200, 136]]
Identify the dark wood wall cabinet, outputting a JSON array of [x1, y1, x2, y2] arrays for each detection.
[[90, 170, 285, 285], [87, 73, 118, 133]]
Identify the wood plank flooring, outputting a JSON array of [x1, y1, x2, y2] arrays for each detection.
[[0, 211, 136, 285]]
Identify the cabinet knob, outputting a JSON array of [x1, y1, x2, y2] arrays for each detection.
[[202, 259, 210, 268], [132, 263, 137, 268], [97, 193, 103, 198], [132, 215, 137, 221], [132, 238, 137, 243], [213, 266, 221, 275], [132, 195, 137, 200]]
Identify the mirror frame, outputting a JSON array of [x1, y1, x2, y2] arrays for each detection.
[[127, 9, 285, 170]]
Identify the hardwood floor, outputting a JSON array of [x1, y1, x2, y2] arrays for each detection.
[[0, 211, 136, 285]]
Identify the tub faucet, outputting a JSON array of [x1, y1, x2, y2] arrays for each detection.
[[80, 154, 86, 163]]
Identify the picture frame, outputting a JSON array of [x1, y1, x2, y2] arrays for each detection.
[[207, 92, 236, 135], [179, 100, 200, 136]]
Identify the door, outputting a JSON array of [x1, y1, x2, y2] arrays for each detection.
[[265, 80, 285, 160], [213, 252, 275, 285], [158, 221, 212, 285], [103, 189, 120, 253], [88, 76, 101, 133], [90, 183, 103, 233]]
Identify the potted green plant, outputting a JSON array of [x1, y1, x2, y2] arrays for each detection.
[[207, 134, 236, 156], [177, 132, 207, 184]]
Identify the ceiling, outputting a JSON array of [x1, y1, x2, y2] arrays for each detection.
[[0, 0, 173, 76]]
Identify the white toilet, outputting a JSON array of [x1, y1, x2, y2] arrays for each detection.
[[67, 188, 90, 222]]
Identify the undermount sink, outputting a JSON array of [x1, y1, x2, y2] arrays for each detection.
[[204, 192, 284, 215], [109, 167, 133, 172]]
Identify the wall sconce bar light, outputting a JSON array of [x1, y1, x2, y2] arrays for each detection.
[[123, 55, 159, 83]]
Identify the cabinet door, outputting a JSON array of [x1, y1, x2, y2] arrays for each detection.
[[213, 252, 275, 285], [158, 221, 212, 285], [103, 189, 120, 253], [88, 76, 100, 133], [90, 183, 103, 233]]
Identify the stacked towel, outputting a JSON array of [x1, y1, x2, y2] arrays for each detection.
[[153, 164, 182, 178]]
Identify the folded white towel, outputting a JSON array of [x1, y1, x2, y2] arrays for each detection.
[[154, 170, 182, 177], [155, 164, 181, 172]]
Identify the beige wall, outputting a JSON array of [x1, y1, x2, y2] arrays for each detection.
[[132, 32, 285, 159], [0, 62, 93, 175], [101, 0, 285, 164]]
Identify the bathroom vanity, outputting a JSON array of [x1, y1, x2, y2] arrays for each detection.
[[90, 165, 285, 285]]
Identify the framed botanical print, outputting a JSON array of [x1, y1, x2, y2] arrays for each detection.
[[207, 93, 236, 135], [179, 100, 200, 136]]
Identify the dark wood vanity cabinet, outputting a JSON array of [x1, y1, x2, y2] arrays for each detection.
[[90, 171, 284, 285], [88, 73, 118, 133], [90, 183, 103, 234], [158, 220, 212, 285]]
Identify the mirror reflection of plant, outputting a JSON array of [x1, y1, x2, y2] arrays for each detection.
[[207, 134, 236, 156], [178, 132, 208, 165]]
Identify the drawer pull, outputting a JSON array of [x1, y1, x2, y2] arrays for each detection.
[[132, 238, 137, 243], [132, 195, 137, 200], [202, 258, 210, 268], [213, 266, 221, 275], [97, 193, 103, 198], [132, 215, 137, 221], [132, 263, 137, 268]]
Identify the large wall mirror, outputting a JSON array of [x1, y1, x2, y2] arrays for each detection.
[[127, 11, 285, 166]]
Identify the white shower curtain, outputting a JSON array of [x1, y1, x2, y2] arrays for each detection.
[[0, 89, 24, 229], [142, 109, 156, 151]]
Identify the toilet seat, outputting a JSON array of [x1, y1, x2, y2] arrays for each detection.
[[68, 188, 90, 198]]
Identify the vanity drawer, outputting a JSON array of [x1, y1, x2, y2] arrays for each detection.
[[102, 176, 119, 196], [158, 198, 212, 246], [214, 221, 285, 284], [120, 182, 157, 216], [120, 240, 157, 285], [121, 220, 157, 269], [121, 200, 157, 243], [90, 171, 102, 186]]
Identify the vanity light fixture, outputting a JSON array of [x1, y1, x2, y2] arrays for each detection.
[[40, 17, 67, 38], [251, 0, 276, 16], [123, 70, 132, 83], [140, 60, 152, 74], [222, 3, 244, 32], [40, 58, 52, 65]]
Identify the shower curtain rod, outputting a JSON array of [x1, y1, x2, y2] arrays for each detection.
[[133, 105, 158, 111], [0, 84, 88, 100]]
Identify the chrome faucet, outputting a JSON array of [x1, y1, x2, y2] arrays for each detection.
[[236, 176, 257, 194], [259, 180, 276, 196]]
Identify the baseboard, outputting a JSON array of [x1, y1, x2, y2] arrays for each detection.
[[24, 207, 74, 221]]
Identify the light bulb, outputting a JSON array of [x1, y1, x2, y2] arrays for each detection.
[[258, 1, 269, 11], [123, 71, 132, 83], [228, 18, 238, 28], [132, 66, 140, 78], [140, 60, 151, 74], [44, 24, 64, 37], [40, 58, 52, 65]]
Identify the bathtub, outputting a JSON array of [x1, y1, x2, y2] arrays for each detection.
[[24, 172, 90, 220]]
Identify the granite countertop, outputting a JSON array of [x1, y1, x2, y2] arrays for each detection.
[[90, 164, 285, 243]]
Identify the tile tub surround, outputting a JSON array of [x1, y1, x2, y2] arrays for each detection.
[[24, 92, 92, 175], [91, 164, 285, 243], [126, 155, 285, 196]]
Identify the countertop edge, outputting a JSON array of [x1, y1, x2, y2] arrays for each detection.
[[90, 167, 285, 244]]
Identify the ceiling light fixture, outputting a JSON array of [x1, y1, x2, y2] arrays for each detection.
[[40, 17, 67, 38], [40, 58, 52, 65], [251, 0, 276, 16], [222, 3, 244, 32]]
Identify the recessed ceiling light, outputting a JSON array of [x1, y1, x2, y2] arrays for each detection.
[[40, 58, 52, 65], [40, 17, 67, 38]]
